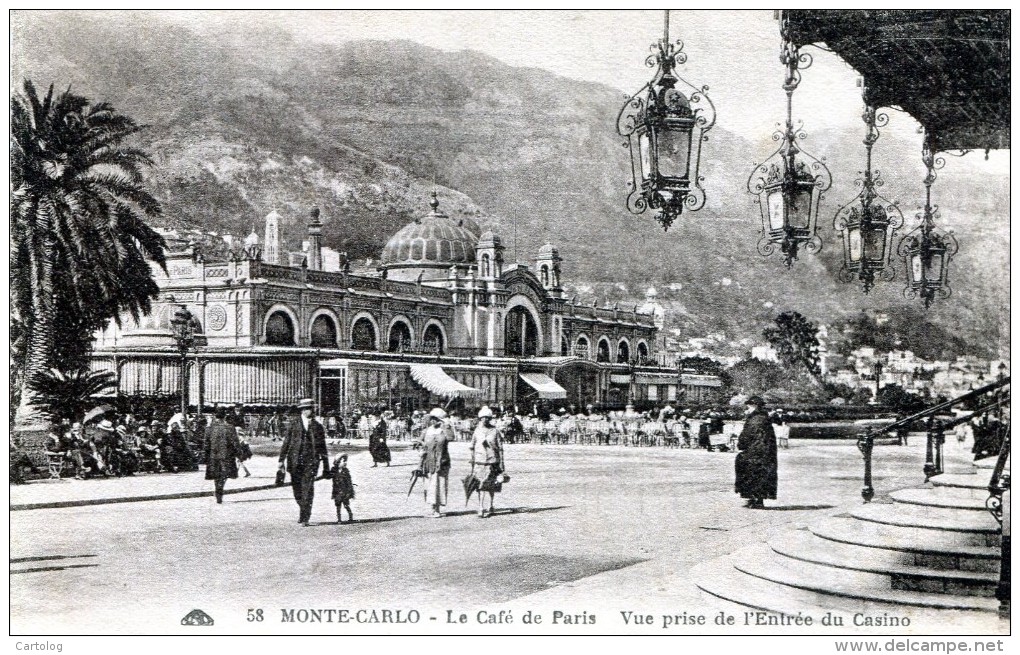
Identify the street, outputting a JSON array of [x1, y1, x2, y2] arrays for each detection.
[[9, 438, 979, 635]]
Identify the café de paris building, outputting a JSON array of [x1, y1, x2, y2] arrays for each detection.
[[91, 195, 716, 415]]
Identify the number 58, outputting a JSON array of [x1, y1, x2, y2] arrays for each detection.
[[247, 609, 264, 622]]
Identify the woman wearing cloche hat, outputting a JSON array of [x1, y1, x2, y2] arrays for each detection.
[[469, 406, 506, 518]]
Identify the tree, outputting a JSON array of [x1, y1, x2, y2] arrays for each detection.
[[11, 81, 166, 427], [26, 368, 117, 423], [763, 311, 822, 383]]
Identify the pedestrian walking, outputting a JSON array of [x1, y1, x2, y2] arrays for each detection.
[[470, 406, 506, 518], [420, 407, 452, 518], [330, 454, 355, 524], [734, 395, 778, 509], [205, 405, 243, 504], [368, 414, 391, 467], [277, 398, 329, 526]]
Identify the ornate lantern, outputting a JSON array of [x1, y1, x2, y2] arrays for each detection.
[[747, 18, 831, 267], [617, 10, 715, 231], [833, 104, 904, 292], [897, 134, 959, 309], [170, 304, 197, 355]]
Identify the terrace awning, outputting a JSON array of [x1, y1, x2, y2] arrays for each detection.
[[519, 372, 567, 399], [409, 364, 482, 398]]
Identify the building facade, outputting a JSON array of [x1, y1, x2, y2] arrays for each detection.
[[92, 195, 717, 414]]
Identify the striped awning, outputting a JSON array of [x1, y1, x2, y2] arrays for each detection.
[[519, 372, 567, 399], [409, 364, 482, 398]]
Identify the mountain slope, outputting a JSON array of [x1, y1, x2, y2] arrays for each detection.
[[10, 11, 1009, 358]]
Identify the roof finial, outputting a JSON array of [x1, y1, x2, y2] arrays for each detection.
[[429, 190, 440, 212]]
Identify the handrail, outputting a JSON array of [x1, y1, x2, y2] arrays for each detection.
[[985, 433, 1010, 620], [863, 376, 1010, 440], [857, 376, 1009, 502]]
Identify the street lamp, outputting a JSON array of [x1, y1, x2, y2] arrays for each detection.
[[897, 132, 959, 309], [170, 302, 206, 418], [833, 103, 904, 292], [748, 13, 832, 268], [617, 10, 716, 231]]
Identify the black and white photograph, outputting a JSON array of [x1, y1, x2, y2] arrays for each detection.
[[8, 8, 1011, 645]]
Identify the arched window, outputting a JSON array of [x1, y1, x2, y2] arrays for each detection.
[[637, 341, 649, 363], [423, 324, 445, 355], [574, 336, 590, 359], [265, 311, 295, 346], [597, 339, 611, 363], [617, 340, 630, 363], [388, 321, 412, 353], [310, 314, 338, 348], [481, 254, 491, 277], [505, 306, 538, 357], [351, 317, 377, 351], [540, 265, 549, 286]]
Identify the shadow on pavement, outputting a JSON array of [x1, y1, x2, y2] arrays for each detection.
[[302, 505, 570, 526], [12, 563, 99, 574], [760, 504, 836, 511]]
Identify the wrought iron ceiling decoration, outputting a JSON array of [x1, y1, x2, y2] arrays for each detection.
[[747, 17, 832, 268], [897, 133, 959, 309], [833, 103, 904, 292], [617, 10, 716, 231]]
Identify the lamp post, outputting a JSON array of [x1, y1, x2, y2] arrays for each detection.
[[897, 132, 959, 309], [834, 102, 904, 292], [747, 13, 832, 267], [170, 303, 205, 419], [617, 10, 716, 230]]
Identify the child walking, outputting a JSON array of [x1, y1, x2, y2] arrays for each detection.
[[331, 454, 355, 523]]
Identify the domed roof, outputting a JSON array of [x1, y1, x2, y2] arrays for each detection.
[[381, 193, 477, 267], [478, 230, 502, 248], [244, 226, 260, 247], [538, 243, 558, 258]]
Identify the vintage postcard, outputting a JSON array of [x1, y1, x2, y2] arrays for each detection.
[[8, 8, 1011, 646]]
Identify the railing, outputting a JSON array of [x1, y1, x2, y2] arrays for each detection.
[[985, 433, 1010, 619], [857, 376, 1009, 502]]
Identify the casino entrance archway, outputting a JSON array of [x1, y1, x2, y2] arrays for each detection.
[[505, 305, 539, 357]]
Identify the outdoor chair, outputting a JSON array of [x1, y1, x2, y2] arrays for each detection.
[[46, 451, 69, 479]]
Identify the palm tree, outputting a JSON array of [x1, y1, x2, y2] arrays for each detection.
[[26, 368, 117, 423], [11, 80, 167, 428]]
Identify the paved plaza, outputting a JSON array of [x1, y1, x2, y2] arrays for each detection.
[[9, 438, 995, 635]]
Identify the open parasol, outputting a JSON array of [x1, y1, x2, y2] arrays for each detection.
[[82, 404, 115, 425]]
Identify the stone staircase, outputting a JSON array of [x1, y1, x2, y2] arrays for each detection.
[[692, 462, 1007, 629]]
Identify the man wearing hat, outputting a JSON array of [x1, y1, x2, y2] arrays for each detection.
[[278, 398, 329, 525], [734, 395, 778, 509], [470, 406, 506, 518], [420, 408, 452, 517], [205, 404, 244, 503]]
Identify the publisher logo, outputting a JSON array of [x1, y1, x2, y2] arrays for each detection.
[[181, 609, 214, 626]]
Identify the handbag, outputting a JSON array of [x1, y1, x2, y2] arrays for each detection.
[[275, 467, 286, 486]]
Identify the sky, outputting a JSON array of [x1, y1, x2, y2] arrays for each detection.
[[151, 9, 1007, 173]]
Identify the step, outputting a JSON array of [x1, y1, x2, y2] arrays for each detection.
[[733, 543, 999, 612], [850, 504, 1000, 544], [931, 473, 991, 490], [769, 531, 998, 597], [891, 487, 990, 511], [810, 517, 1000, 572], [692, 552, 1006, 632], [692, 551, 847, 617]]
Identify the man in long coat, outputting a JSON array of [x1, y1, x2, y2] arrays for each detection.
[[205, 405, 243, 504], [420, 407, 452, 517], [734, 395, 778, 508], [278, 398, 329, 525]]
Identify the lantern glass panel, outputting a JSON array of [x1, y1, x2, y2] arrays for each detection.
[[787, 187, 813, 230], [864, 226, 886, 262], [848, 227, 863, 262], [910, 254, 923, 283], [767, 190, 785, 230], [639, 132, 652, 181], [656, 128, 692, 180], [924, 252, 943, 281]]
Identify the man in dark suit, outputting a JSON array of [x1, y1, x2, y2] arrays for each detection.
[[278, 398, 329, 525]]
